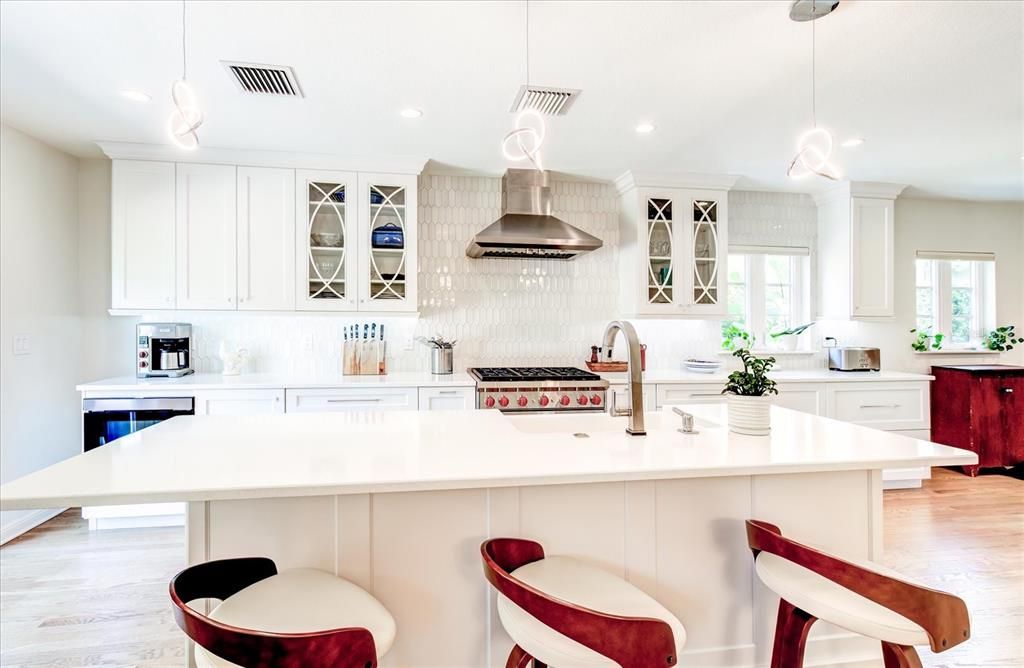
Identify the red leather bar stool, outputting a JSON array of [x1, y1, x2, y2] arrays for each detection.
[[746, 520, 970, 668], [481, 538, 685, 667], [169, 557, 395, 668]]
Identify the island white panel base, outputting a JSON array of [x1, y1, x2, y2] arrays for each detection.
[[185, 469, 887, 668]]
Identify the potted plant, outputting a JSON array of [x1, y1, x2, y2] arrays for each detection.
[[721, 322, 754, 352], [768, 322, 816, 351], [721, 349, 778, 435], [983, 325, 1023, 352], [910, 327, 944, 352]]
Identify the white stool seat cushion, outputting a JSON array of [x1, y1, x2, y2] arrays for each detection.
[[755, 552, 929, 647], [194, 568, 395, 668], [496, 556, 686, 668]]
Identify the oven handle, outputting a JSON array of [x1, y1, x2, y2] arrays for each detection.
[[83, 397, 195, 412]]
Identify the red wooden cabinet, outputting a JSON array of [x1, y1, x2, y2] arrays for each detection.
[[931, 365, 1024, 476]]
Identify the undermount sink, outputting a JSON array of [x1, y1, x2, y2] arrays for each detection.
[[506, 411, 718, 435]]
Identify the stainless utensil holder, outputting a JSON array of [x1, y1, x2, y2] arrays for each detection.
[[431, 347, 454, 375], [343, 340, 386, 375]]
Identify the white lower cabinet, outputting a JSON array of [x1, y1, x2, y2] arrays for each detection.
[[285, 387, 417, 413], [656, 384, 726, 407], [610, 384, 659, 412], [827, 383, 929, 431], [194, 389, 285, 416], [773, 383, 824, 415], [418, 387, 475, 411]]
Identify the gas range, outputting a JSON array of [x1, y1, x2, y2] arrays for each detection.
[[469, 367, 609, 412]]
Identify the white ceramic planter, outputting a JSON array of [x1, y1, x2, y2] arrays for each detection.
[[774, 335, 798, 351], [727, 394, 772, 435]]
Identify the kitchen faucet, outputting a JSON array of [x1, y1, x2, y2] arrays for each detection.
[[601, 320, 645, 435]]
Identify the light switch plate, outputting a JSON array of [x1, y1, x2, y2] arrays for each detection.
[[12, 334, 30, 356]]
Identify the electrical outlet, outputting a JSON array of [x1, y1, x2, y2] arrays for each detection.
[[301, 334, 314, 352], [12, 334, 30, 356]]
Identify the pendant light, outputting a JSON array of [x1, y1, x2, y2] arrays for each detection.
[[168, 0, 203, 150], [501, 0, 545, 171], [787, 0, 839, 180]]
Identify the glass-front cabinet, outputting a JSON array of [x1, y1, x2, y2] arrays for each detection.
[[295, 170, 417, 313], [358, 173, 417, 312], [618, 178, 730, 317]]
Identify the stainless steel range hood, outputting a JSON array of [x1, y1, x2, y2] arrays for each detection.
[[466, 169, 603, 260]]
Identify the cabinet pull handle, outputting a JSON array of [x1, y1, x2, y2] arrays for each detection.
[[859, 403, 899, 409], [326, 397, 381, 403], [437, 390, 461, 395], [1003, 388, 1014, 393], [689, 393, 724, 398]]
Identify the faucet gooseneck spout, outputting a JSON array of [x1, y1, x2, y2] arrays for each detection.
[[601, 320, 646, 435]]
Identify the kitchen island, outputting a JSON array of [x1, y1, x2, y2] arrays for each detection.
[[0, 405, 974, 668]]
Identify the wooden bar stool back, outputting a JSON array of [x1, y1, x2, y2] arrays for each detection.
[[746, 520, 970, 668], [481, 537, 684, 668], [170, 557, 395, 668]]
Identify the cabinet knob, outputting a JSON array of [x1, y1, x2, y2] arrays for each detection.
[[1004, 388, 1015, 394]]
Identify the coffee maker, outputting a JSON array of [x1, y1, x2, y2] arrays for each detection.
[[137, 323, 194, 378]]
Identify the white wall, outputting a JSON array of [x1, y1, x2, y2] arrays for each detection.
[[0, 124, 81, 541]]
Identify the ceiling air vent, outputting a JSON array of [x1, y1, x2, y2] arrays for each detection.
[[509, 85, 581, 116], [222, 61, 304, 97]]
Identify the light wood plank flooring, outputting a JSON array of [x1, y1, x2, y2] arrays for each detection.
[[1, 468, 1021, 667]]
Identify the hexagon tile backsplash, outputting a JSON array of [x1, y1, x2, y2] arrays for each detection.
[[172, 178, 830, 376]]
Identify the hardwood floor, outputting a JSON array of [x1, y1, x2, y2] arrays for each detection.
[[0, 469, 1020, 667]]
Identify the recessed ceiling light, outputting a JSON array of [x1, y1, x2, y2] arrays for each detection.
[[635, 123, 655, 134], [841, 137, 865, 148], [400, 108, 423, 119], [120, 90, 152, 103]]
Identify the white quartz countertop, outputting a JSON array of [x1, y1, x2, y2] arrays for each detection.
[[77, 371, 476, 392], [0, 405, 974, 510], [77, 369, 931, 393]]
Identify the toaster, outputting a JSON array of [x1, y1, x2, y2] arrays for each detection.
[[828, 347, 881, 372]]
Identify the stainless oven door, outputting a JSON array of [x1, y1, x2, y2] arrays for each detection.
[[82, 397, 194, 452]]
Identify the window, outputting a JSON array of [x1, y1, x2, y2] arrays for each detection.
[[726, 246, 811, 347], [914, 252, 995, 347]]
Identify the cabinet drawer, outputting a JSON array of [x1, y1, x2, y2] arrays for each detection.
[[774, 383, 824, 415], [656, 384, 725, 408], [610, 384, 658, 412], [418, 387, 475, 411], [195, 389, 284, 416], [828, 383, 929, 430], [286, 387, 417, 413]]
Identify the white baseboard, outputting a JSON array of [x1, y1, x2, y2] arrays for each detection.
[[0, 507, 65, 545]]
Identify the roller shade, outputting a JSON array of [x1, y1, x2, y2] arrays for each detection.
[[729, 245, 810, 256], [916, 250, 995, 262]]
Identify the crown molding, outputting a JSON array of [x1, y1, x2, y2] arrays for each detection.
[[613, 170, 741, 195], [96, 142, 428, 175], [811, 180, 908, 206]]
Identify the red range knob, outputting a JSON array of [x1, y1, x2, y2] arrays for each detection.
[[484, 396, 496, 408], [517, 395, 529, 407], [578, 395, 589, 405], [591, 394, 602, 406], [139, 361, 148, 368], [498, 396, 510, 408], [539, 395, 550, 407], [560, 395, 571, 406], [138, 351, 148, 358]]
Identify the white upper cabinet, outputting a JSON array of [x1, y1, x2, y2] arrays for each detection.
[[111, 160, 176, 309], [237, 167, 295, 311], [616, 172, 735, 318], [295, 169, 359, 312], [358, 173, 418, 313], [816, 182, 905, 320], [176, 163, 237, 310]]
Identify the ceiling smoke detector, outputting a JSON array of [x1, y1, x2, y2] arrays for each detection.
[[509, 84, 581, 116], [222, 61, 304, 97]]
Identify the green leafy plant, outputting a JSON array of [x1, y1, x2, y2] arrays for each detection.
[[910, 327, 944, 352], [983, 325, 1023, 352], [768, 322, 816, 339], [722, 349, 778, 397], [721, 322, 754, 351]]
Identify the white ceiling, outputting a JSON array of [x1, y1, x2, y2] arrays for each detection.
[[2, 0, 1022, 200]]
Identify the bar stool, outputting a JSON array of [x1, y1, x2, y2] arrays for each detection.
[[745, 520, 970, 668], [481, 538, 685, 667], [169, 557, 396, 668]]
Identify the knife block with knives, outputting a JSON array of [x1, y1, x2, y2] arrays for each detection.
[[343, 323, 387, 375]]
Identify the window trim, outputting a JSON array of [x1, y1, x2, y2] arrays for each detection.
[[727, 248, 810, 347], [914, 256, 995, 348]]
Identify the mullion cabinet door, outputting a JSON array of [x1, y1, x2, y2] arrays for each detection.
[[680, 189, 728, 317], [357, 172, 417, 313], [295, 169, 359, 312], [637, 189, 682, 316]]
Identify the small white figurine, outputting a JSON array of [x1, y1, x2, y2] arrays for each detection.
[[219, 342, 249, 376]]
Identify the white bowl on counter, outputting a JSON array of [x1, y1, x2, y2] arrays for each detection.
[[683, 359, 722, 374]]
